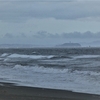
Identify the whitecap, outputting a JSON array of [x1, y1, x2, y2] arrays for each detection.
[[8, 54, 54, 59]]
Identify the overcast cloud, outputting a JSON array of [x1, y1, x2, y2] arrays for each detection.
[[1, 0, 100, 22]]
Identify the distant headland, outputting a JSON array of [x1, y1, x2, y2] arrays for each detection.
[[56, 43, 81, 47]]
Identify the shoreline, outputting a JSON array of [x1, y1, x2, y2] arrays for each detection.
[[0, 82, 100, 100]]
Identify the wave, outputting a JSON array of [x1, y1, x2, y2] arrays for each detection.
[[13, 65, 69, 74], [13, 64, 100, 76], [1, 53, 10, 57], [7, 54, 54, 59], [50, 55, 72, 59], [74, 70, 100, 76], [74, 55, 100, 59]]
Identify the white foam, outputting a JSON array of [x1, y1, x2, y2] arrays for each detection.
[[74, 70, 100, 76], [74, 55, 100, 59], [8, 54, 54, 59], [0, 64, 100, 95], [1, 53, 9, 57], [13, 65, 69, 74]]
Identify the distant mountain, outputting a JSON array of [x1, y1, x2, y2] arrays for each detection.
[[56, 43, 81, 47]]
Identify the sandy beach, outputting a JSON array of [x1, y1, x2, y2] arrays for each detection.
[[0, 82, 99, 100]]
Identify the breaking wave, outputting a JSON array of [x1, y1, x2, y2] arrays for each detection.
[[7, 54, 54, 59], [13, 65, 69, 74], [13, 64, 100, 76]]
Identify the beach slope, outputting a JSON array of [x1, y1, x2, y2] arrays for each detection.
[[0, 82, 100, 100]]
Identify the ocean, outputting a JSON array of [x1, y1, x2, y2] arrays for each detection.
[[0, 47, 100, 94]]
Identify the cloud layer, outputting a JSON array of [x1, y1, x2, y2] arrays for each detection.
[[0, 0, 100, 22], [3, 31, 100, 39], [32, 31, 100, 39]]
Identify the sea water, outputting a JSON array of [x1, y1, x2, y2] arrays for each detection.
[[0, 47, 100, 94]]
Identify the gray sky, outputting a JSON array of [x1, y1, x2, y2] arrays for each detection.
[[0, 0, 100, 46]]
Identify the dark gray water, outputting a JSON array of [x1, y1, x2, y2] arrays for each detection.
[[0, 47, 100, 71], [0, 47, 100, 94]]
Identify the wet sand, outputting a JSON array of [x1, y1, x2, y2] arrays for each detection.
[[0, 82, 100, 100]]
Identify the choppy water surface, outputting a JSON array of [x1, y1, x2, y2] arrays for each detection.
[[0, 47, 100, 94]]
